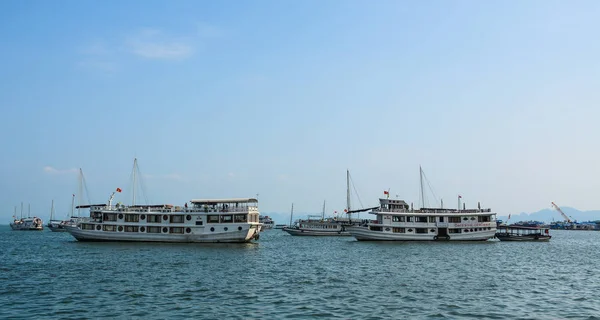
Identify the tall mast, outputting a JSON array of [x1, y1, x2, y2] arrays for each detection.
[[420, 166, 425, 209], [322, 200, 326, 220], [346, 169, 351, 218], [71, 194, 75, 217], [28, 203, 30, 217], [289, 203, 294, 227], [20, 202, 23, 219], [50, 200, 54, 220], [132, 158, 137, 205], [78, 168, 83, 217]]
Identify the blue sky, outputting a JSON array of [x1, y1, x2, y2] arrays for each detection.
[[1, 0, 599, 223]]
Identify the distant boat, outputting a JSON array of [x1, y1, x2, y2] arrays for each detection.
[[346, 167, 497, 241], [283, 170, 367, 236], [259, 215, 274, 231], [10, 203, 43, 231], [47, 200, 67, 232], [495, 225, 551, 241]]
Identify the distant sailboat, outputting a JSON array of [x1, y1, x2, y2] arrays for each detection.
[[47, 199, 67, 232]]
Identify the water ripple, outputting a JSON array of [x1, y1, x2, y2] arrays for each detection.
[[1, 227, 600, 319]]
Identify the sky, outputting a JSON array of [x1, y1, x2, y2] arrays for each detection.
[[1, 0, 600, 223]]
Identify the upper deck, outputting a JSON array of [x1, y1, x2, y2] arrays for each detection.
[[374, 198, 494, 216]]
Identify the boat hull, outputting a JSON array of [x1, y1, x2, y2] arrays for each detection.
[[496, 234, 551, 241], [347, 226, 495, 241], [282, 227, 351, 236], [65, 225, 260, 243]]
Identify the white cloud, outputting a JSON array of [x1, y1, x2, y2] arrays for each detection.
[[126, 28, 194, 60], [43, 166, 78, 175]]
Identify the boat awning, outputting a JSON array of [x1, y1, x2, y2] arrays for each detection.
[[75, 204, 107, 209], [347, 206, 379, 214], [190, 198, 258, 204]]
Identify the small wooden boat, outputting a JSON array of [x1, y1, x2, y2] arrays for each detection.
[[495, 225, 551, 241]]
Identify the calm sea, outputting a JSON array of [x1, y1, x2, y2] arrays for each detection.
[[1, 226, 599, 319]]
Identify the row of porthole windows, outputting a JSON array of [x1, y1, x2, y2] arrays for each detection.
[[463, 227, 492, 232], [114, 214, 194, 222], [87, 224, 243, 233]]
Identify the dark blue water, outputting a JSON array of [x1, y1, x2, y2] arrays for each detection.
[[1, 226, 599, 319]]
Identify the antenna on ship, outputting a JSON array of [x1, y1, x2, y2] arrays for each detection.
[[289, 203, 294, 227], [71, 194, 75, 218], [20, 202, 23, 219], [322, 200, 326, 220]]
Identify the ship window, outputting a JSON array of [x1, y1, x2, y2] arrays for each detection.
[[392, 216, 405, 222], [428, 216, 436, 223], [392, 227, 405, 233], [147, 226, 161, 233], [125, 226, 139, 232], [169, 227, 184, 234], [170, 215, 184, 223], [125, 214, 139, 222], [416, 216, 427, 223], [439, 217, 444, 222], [103, 225, 116, 232], [415, 228, 428, 234], [208, 215, 219, 223], [407, 216, 414, 222], [147, 215, 162, 223], [82, 224, 95, 230], [195, 221, 203, 226], [478, 216, 491, 222], [449, 229, 462, 234], [221, 215, 233, 223], [103, 213, 117, 221], [449, 217, 461, 223]]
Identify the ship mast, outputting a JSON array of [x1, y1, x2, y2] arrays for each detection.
[[346, 169, 351, 220], [420, 166, 425, 209], [50, 200, 54, 220], [20, 202, 23, 219], [322, 200, 326, 220], [132, 158, 137, 205], [71, 194, 75, 217], [78, 168, 83, 217], [289, 203, 294, 227]]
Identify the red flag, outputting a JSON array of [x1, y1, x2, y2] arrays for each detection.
[[383, 191, 389, 195], [116, 188, 122, 193], [344, 209, 348, 213]]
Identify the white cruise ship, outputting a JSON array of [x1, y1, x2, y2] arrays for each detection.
[[346, 198, 497, 241], [65, 194, 262, 243]]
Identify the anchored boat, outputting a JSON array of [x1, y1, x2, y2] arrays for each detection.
[[65, 195, 261, 243], [495, 225, 551, 241], [346, 167, 497, 241]]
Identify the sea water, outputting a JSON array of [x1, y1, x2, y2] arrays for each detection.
[[1, 226, 599, 319]]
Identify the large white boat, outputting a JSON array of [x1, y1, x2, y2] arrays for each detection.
[[10, 203, 44, 231], [65, 193, 262, 243], [346, 167, 497, 241]]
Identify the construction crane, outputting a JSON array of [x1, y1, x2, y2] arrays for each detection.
[[551, 202, 572, 223]]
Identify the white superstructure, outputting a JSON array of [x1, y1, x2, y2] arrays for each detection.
[[66, 197, 262, 243]]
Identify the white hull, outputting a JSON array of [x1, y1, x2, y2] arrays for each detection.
[[66, 225, 259, 243], [347, 226, 496, 241]]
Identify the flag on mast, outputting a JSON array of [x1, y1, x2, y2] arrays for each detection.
[[116, 188, 122, 193]]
